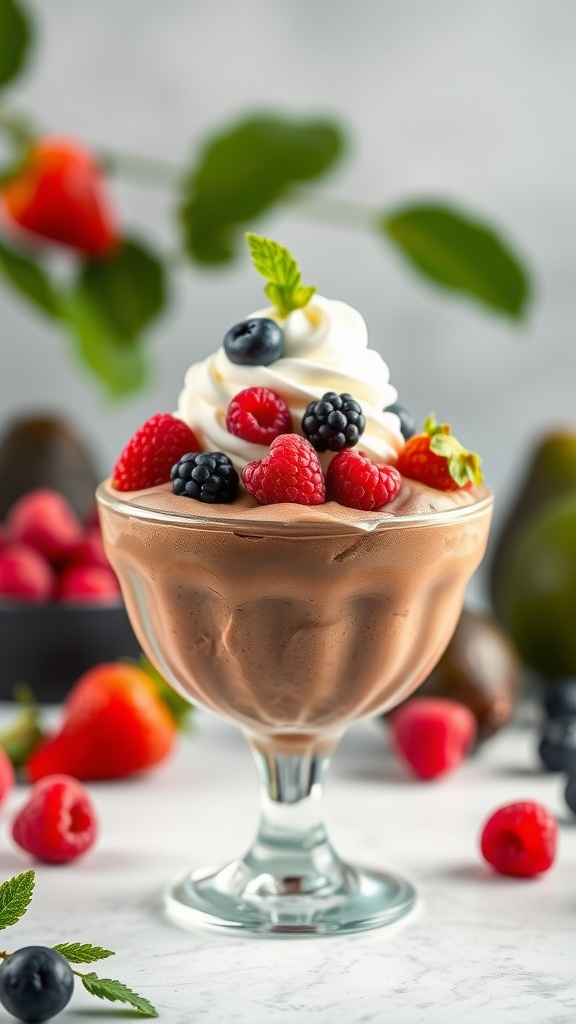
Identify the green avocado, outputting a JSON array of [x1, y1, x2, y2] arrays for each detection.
[[497, 493, 576, 678]]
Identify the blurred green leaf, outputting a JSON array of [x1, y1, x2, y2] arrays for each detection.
[[0, 238, 61, 316], [382, 202, 530, 319], [180, 114, 345, 263], [64, 290, 149, 398], [0, 0, 32, 89], [78, 238, 167, 339]]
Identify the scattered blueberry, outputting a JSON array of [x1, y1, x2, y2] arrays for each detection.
[[385, 402, 416, 440], [543, 679, 576, 719], [538, 717, 576, 772], [302, 392, 365, 452], [223, 318, 284, 366], [565, 773, 576, 815], [0, 946, 74, 1023], [171, 452, 239, 503]]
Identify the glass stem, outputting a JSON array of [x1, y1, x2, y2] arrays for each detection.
[[243, 738, 348, 896]]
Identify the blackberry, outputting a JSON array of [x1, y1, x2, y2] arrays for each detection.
[[223, 318, 284, 366], [171, 452, 239, 503], [302, 392, 365, 453], [0, 946, 74, 1023]]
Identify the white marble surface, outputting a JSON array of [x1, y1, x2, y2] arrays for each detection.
[[1, 708, 575, 1024]]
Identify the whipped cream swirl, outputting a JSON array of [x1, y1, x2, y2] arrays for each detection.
[[176, 295, 404, 471]]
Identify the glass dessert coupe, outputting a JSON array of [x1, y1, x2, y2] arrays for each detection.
[[97, 482, 493, 936]]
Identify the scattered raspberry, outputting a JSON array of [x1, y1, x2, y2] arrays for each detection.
[[56, 564, 121, 604], [12, 774, 97, 864], [326, 450, 401, 510], [112, 413, 201, 491], [242, 435, 325, 506], [396, 414, 482, 491], [66, 526, 109, 569], [480, 801, 557, 877], [226, 387, 292, 445], [6, 489, 83, 562], [0, 543, 55, 603], [389, 697, 477, 780]]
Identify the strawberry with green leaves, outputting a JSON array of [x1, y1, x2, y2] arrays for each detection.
[[396, 414, 483, 492]]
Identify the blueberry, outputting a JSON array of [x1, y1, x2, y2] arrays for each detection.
[[565, 773, 576, 815], [0, 946, 74, 1023], [538, 717, 576, 772], [544, 679, 576, 719], [385, 402, 416, 440], [223, 318, 284, 366]]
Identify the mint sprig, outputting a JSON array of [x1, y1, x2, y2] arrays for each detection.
[[0, 871, 158, 1018], [246, 233, 316, 317]]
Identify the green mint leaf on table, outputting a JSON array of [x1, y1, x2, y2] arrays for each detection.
[[381, 202, 530, 319], [81, 973, 158, 1018], [52, 942, 115, 964], [246, 234, 316, 317], [0, 0, 33, 89], [0, 239, 62, 318], [0, 870, 34, 930], [179, 113, 344, 263]]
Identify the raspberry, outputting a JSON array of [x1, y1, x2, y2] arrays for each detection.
[[0, 543, 55, 603], [480, 801, 557, 877], [396, 414, 482, 492], [6, 489, 83, 562], [171, 452, 239, 503], [242, 435, 325, 506], [302, 392, 365, 452], [389, 697, 477, 780], [226, 387, 292, 445], [56, 564, 121, 604], [12, 774, 98, 863], [112, 413, 201, 492], [326, 450, 401, 511]]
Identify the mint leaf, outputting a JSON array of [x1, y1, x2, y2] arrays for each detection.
[[0, 870, 34, 930], [0, 239, 61, 317], [0, 0, 33, 89], [81, 973, 158, 1017], [52, 942, 115, 964], [246, 234, 316, 316], [382, 202, 530, 319], [77, 239, 167, 341], [179, 113, 344, 263], [63, 287, 149, 399]]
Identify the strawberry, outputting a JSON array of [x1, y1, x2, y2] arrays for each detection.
[[26, 662, 176, 782], [396, 415, 482, 491], [6, 489, 83, 563], [112, 413, 201, 492], [0, 747, 15, 808], [480, 802, 557, 877], [326, 449, 401, 510], [389, 697, 477, 780], [2, 138, 117, 256], [242, 434, 325, 505], [12, 774, 97, 864]]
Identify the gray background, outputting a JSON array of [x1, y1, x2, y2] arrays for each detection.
[[2, 0, 576, 539]]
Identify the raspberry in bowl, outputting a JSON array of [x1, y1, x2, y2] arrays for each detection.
[[97, 233, 493, 935]]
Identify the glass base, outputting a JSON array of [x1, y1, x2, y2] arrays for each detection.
[[164, 859, 416, 935]]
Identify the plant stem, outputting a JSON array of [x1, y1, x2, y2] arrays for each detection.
[[99, 148, 183, 188], [288, 189, 379, 231]]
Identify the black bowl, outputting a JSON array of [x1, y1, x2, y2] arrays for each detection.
[[0, 600, 141, 702]]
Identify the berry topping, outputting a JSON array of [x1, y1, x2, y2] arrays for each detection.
[[242, 435, 325, 506], [396, 414, 483, 491], [112, 413, 201, 492], [326, 450, 401, 511], [226, 387, 292, 445], [12, 774, 98, 863], [480, 801, 557, 877], [223, 318, 284, 366], [302, 392, 366, 452], [389, 697, 477, 780], [0, 945, 74, 1024], [171, 452, 239, 503], [538, 717, 576, 773], [385, 402, 416, 440]]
